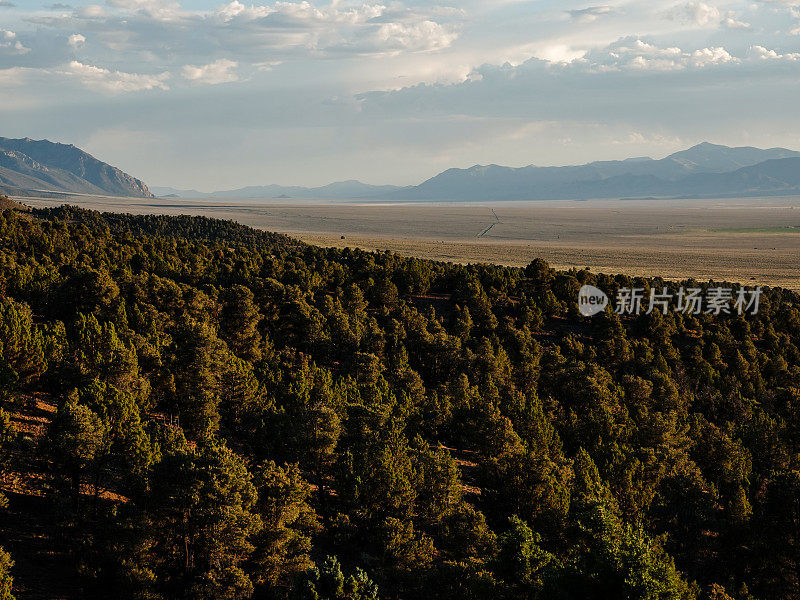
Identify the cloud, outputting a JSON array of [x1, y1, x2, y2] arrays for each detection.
[[691, 46, 738, 66], [254, 61, 282, 72], [1, 30, 30, 55], [0, 66, 31, 86], [63, 60, 170, 92], [68, 33, 86, 48], [26, 0, 460, 64], [46, 3, 72, 8], [685, 1, 720, 26], [105, 0, 182, 22], [373, 21, 459, 53], [749, 44, 800, 59], [682, 2, 750, 29], [721, 12, 750, 29], [755, 0, 800, 5], [0, 1, 15, 6], [568, 6, 613, 24], [182, 58, 240, 85], [75, 4, 107, 18], [587, 37, 718, 71]]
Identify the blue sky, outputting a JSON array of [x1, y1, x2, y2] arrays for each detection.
[[1, 0, 799, 190]]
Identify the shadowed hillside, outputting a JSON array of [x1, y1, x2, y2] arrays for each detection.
[[0, 137, 153, 198]]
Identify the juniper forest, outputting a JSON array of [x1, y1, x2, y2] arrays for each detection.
[[3, 200, 800, 600]]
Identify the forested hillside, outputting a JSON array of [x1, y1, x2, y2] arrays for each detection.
[[2, 201, 800, 600]]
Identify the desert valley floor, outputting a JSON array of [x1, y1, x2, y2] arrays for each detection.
[[22, 195, 800, 290]]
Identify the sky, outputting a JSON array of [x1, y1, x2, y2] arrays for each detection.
[[1, 0, 799, 190]]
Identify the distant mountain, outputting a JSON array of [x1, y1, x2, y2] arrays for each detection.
[[152, 179, 406, 199], [0, 137, 153, 198], [390, 143, 800, 201], [675, 157, 800, 196], [150, 186, 209, 198], [16, 139, 800, 203], [665, 142, 799, 173]]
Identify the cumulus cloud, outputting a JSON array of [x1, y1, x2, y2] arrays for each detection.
[[26, 0, 460, 63], [182, 58, 240, 85], [683, 2, 750, 29], [749, 44, 800, 59], [568, 6, 613, 23], [685, 1, 720, 26], [691, 46, 738, 66], [67, 33, 86, 48], [62, 60, 169, 92], [1, 30, 30, 55], [582, 37, 739, 71], [373, 21, 459, 53]]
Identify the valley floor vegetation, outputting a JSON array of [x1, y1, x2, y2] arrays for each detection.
[[1, 201, 800, 600]]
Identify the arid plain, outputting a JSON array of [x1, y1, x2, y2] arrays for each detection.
[[23, 195, 800, 290]]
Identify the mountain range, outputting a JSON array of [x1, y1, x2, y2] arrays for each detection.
[[0, 137, 153, 198], [388, 143, 800, 201], [2, 138, 800, 202], [150, 179, 404, 199], [153, 142, 800, 201]]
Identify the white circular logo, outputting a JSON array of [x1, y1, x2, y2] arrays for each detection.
[[577, 285, 608, 316]]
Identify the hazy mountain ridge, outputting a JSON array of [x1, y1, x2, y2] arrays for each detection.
[[154, 142, 800, 201], [152, 179, 405, 199], [390, 143, 800, 201], [4, 139, 800, 202], [0, 137, 153, 198]]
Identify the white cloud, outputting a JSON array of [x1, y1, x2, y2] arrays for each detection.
[[749, 44, 800, 59], [106, 0, 182, 22], [691, 46, 738, 66], [568, 6, 613, 24], [534, 44, 587, 63], [67, 33, 86, 48], [182, 58, 240, 85], [0, 30, 30, 55], [790, 23, 800, 34], [0, 66, 31, 86], [29, 0, 460, 63], [75, 4, 107, 18], [609, 38, 683, 58], [374, 21, 459, 53], [583, 38, 741, 71], [254, 60, 282, 72], [216, 0, 272, 21], [683, 2, 750, 29], [756, 0, 800, 6], [626, 55, 684, 70], [685, 1, 720, 26], [721, 12, 751, 29], [63, 60, 170, 92]]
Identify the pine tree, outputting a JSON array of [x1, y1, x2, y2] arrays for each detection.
[[250, 461, 318, 594], [219, 285, 263, 362], [146, 439, 263, 600], [0, 547, 14, 600]]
